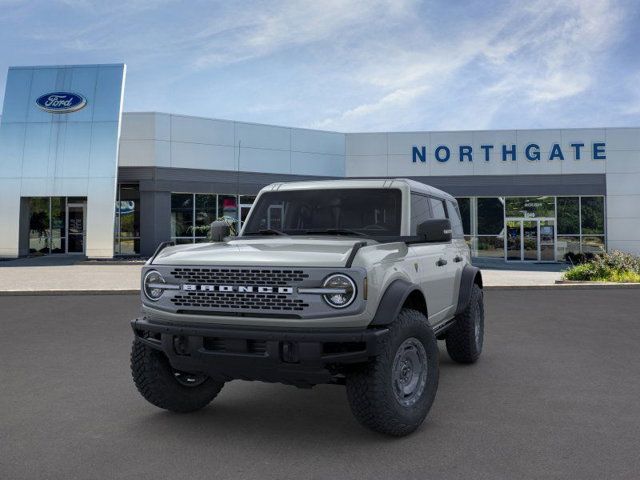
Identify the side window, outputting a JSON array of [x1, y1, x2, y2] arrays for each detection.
[[410, 193, 432, 234], [429, 197, 447, 220], [446, 200, 464, 238]]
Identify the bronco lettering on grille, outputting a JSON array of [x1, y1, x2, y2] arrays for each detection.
[[182, 285, 294, 294]]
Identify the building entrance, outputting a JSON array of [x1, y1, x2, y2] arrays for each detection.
[[505, 218, 555, 262], [66, 202, 86, 254]]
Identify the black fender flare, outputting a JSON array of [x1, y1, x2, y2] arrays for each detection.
[[370, 279, 425, 326], [455, 265, 483, 316]]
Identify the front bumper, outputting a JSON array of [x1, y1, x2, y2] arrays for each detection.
[[131, 317, 389, 387]]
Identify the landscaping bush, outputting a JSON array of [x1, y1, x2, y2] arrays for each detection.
[[563, 250, 640, 282], [563, 251, 595, 265]]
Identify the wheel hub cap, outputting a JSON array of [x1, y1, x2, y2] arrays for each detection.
[[173, 369, 207, 387], [392, 337, 428, 407]]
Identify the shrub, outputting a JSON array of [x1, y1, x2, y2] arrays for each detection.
[[564, 251, 595, 265], [563, 250, 640, 282]]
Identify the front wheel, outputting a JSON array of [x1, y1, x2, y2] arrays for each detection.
[[345, 309, 439, 436], [131, 339, 224, 413]]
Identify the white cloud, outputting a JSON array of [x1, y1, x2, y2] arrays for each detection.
[[313, 0, 626, 131], [191, 0, 415, 69], [2, 0, 632, 130]]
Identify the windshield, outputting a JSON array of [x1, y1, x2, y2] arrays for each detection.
[[242, 188, 402, 237]]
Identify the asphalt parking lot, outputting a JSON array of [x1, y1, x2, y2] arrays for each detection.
[[1, 289, 640, 480]]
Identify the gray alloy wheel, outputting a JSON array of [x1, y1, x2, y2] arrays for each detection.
[[392, 337, 428, 407]]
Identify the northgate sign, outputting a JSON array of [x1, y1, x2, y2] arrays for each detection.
[[412, 142, 606, 163]]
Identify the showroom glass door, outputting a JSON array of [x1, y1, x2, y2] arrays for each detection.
[[66, 203, 86, 254], [539, 220, 556, 261], [506, 220, 522, 260], [522, 220, 538, 261], [505, 218, 555, 262]]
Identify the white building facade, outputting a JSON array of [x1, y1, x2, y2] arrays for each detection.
[[1, 64, 639, 261]]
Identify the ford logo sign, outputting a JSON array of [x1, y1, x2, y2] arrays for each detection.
[[35, 92, 87, 114]]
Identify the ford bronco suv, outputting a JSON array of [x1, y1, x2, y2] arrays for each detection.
[[130, 179, 484, 436]]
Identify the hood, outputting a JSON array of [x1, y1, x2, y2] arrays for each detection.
[[151, 237, 369, 267]]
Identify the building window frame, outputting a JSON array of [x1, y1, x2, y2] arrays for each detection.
[[458, 195, 606, 261], [170, 192, 255, 244]]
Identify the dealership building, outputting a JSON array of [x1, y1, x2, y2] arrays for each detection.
[[1, 63, 639, 261]]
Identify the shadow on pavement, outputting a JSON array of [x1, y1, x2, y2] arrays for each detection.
[[0, 255, 86, 267]]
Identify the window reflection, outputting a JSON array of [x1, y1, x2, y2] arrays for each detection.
[[170, 193, 254, 243], [114, 184, 140, 255]]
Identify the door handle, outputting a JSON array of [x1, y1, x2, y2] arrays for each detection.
[[454, 255, 463, 263], [436, 258, 448, 267]]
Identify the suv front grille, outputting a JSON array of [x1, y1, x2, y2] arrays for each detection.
[[170, 292, 309, 311], [170, 268, 309, 286]]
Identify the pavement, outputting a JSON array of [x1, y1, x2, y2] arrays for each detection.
[[1, 289, 640, 479], [0, 256, 142, 293], [0, 256, 567, 293]]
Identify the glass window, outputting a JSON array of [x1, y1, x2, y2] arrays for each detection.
[[477, 198, 504, 235], [429, 197, 446, 219], [505, 196, 555, 218], [476, 236, 504, 258], [218, 195, 238, 221], [119, 239, 139, 255], [446, 200, 464, 238], [174, 238, 194, 245], [29, 198, 50, 254], [456, 197, 471, 235], [410, 194, 432, 235], [582, 236, 605, 254], [115, 184, 140, 255], [194, 194, 217, 239], [557, 197, 579, 235], [243, 189, 402, 236], [118, 185, 140, 238], [556, 236, 581, 260], [171, 193, 194, 238], [218, 195, 239, 236], [240, 196, 256, 227], [581, 197, 605, 234]]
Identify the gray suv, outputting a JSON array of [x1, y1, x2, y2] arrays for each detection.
[[131, 179, 484, 436]]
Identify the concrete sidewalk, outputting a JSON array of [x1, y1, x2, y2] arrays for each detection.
[[0, 256, 142, 293], [0, 255, 567, 293]]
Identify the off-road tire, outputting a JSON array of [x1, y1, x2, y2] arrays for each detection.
[[445, 283, 484, 363], [131, 339, 224, 412], [345, 308, 439, 436]]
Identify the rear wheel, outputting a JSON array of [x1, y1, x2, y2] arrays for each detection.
[[131, 339, 224, 413], [445, 283, 484, 363], [345, 308, 439, 436]]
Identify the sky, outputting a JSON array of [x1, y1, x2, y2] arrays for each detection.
[[0, 0, 639, 132]]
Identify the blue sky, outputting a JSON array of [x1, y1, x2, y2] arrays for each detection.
[[1, 0, 639, 131]]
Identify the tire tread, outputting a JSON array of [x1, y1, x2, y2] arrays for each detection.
[[445, 284, 484, 364], [131, 339, 224, 413]]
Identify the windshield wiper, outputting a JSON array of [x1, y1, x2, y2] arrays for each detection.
[[304, 228, 367, 237], [244, 228, 288, 236]]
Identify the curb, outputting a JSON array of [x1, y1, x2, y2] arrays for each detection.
[[486, 283, 640, 290], [0, 289, 140, 296]]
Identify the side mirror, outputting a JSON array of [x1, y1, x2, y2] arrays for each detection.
[[209, 220, 231, 242], [417, 219, 452, 243]]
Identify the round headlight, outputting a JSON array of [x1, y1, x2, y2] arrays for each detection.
[[322, 274, 356, 308], [143, 270, 165, 301]]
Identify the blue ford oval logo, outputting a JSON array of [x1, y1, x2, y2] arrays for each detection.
[[35, 92, 87, 114]]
